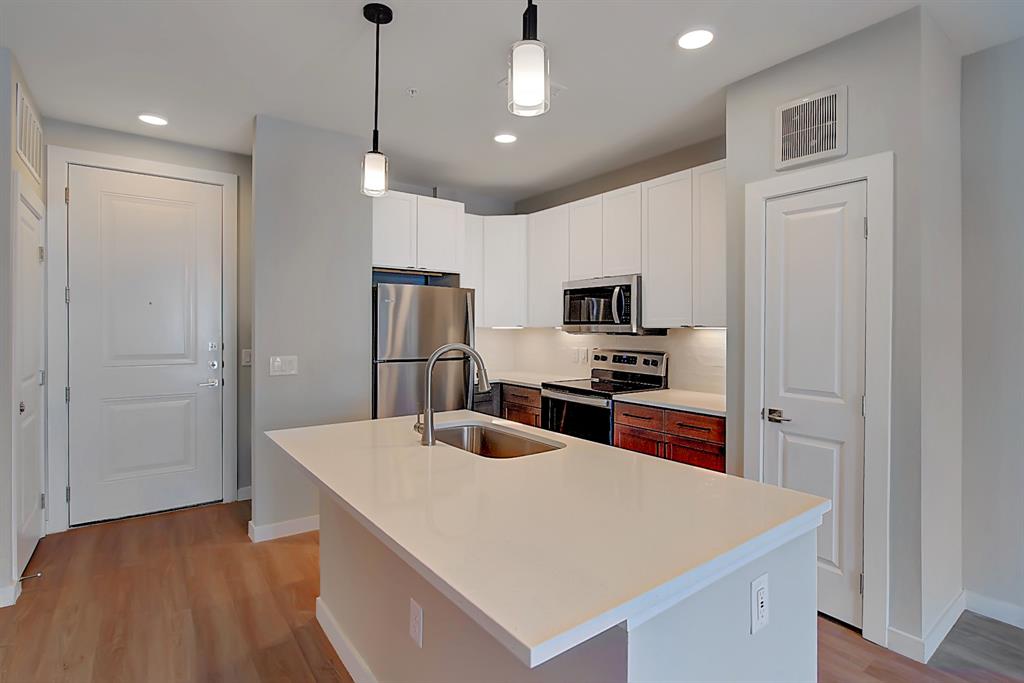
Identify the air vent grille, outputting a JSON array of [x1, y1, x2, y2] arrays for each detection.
[[775, 86, 847, 170], [16, 82, 43, 182]]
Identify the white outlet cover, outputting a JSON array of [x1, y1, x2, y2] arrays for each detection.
[[269, 355, 298, 376], [751, 573, 769, 634], [409, 598, 423, 648]]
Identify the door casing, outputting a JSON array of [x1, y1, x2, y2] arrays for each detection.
[[45, 146, 238, 534], [744, 152, 894, 649]]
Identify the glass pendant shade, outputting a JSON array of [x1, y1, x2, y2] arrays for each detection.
[[508, 39, 550, 117], [361, 150, 388, 197]]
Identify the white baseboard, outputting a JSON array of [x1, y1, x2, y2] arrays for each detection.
[[247, 514, 319, 543], [887, 590, 966, 663], [0, 581, 22, 608], [966, 590, 1024, 629], [316, 596, 377, 683], [237, 485, 252, 501]]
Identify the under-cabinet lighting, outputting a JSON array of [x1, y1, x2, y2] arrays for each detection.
[[491, 326, 524, 330]]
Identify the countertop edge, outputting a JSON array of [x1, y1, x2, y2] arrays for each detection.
[[270, 428, 827, 669], [614, 393, 727, 417]]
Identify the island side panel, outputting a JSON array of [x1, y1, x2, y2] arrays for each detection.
[[626, 531, 818, 683], [317, 493, 628, 683]]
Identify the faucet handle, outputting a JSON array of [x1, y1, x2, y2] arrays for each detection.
[[414, 411, 424, 434]]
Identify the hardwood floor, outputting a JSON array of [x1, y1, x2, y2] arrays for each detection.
[[0, 501, 1019, 682], [0, 502, 351, 682]]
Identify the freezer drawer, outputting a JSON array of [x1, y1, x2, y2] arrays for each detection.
[[374, 358, 469, 419]]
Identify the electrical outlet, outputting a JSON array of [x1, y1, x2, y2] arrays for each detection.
[[409, 598, 423, 648], [751, 573, 769, 634]]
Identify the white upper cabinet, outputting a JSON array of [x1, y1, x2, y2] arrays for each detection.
[[482, 215, 528, 328], [601, 184, 642, 276], [462, 214, 485, 327], [567, 196, 603, 281], [372, 191, 418, 269], [372, 191, 464, 272], [692, 160, 727, 327], [642, 169, 693, 328], [527, 205, 569, 327], [417, 195, 464, 272]]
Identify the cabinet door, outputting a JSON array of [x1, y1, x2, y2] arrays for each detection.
[[642, 170, 693, 327], [503, 402, 541, 428], [692, 161, 727, 327], [372, 191, 418, 269], [462, 214, 485, 327], [416, 196, 464, 272], [567, 196, 603, 280], [602, 184, 642, 276], [527, 205, 569, 327], [613, 424, 663, 457], [482, 215, 528, 328], [663, 434, 726, 473]]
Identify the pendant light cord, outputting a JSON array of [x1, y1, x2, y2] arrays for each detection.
[[372, 19, 381, 152]]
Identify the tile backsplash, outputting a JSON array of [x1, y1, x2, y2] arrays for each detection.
[[475, 327, 726, 395]]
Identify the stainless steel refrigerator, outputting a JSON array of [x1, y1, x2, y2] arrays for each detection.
[[372, 283, 476, 419]]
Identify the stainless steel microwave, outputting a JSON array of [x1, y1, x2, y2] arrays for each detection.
[[562, 274, 659, 335]]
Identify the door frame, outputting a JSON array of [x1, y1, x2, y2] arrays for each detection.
[[45, 146, 238, 534], [743, 151, 893, 648]]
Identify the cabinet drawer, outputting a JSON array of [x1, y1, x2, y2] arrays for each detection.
[[613, 424, 663, 458], [502, 402, 541, 428], [613, 403, 665, 431], [664, 410, 725, 444], [663, 434, 725, 473], [501, 384, 541, 409]]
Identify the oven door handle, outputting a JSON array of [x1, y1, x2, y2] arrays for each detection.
[[611, 286, 622, 324], [541, 389, 611, 409]]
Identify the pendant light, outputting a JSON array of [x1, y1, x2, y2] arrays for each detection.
[[508, 0, 550, 117], [361, 3, 393, 197]]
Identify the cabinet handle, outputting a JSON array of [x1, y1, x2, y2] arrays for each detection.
[[676, 422, 711, 432], [623, 412, 653, 421]]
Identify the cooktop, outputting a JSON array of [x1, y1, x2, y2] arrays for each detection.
[[541, 349, 668, 399]]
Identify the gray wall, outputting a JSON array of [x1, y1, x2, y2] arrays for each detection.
[[962, 36, 1024, 625], [249, 115, 371, 529], [0, 47, 14, 587], [514, 136, 725, 214], [41, 118, 256, 490], [725, 8, 962, 640]]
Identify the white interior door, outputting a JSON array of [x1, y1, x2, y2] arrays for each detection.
[[14, 177, 45, 575], [762, 181, 866, 627], [68, 166, 223, 525]]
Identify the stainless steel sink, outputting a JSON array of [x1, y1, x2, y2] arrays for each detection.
[[433, 423, 564, 458]]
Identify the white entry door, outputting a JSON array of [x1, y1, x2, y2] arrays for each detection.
[[14, 176, 46, 575], [68, 166, 224, 525], [762, 181, 866, 627]]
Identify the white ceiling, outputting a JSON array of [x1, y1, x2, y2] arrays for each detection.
[[2, 0, 1022, 202]]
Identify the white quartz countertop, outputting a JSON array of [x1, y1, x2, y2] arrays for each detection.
[[268, 411, 828, 668], [486, 370, 587, 389], [616, 388, 727, 417]]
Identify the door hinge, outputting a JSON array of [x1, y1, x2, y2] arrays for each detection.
[[861, 394, 866, 418], [65, 386, 70, 403], [65, 286, 71, 304], [65, 186, 70, 204], [66, 486, 71, 503], [863, 216, 868, 239], [40, 492, 46, 510], [38, 369, 45, 386], [859, 573, 864, 595], [38, 246, 45, 263]]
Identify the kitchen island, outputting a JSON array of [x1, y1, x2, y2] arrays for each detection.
[[268, 411, 830, 683]]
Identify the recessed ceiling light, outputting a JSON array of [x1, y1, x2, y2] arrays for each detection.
[[494, 133, 517, 144], [138, 113, 168, 126], [678, 29, 714, 50]]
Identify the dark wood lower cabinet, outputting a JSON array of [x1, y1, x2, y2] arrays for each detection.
[[500, 384, 543, 428], [502, 401, 541, 428], [612, 404, 726, 473]]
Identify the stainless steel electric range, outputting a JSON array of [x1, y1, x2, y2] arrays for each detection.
[[540, 349, 668, 444]]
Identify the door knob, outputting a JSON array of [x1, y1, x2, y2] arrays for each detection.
[[765, 408, 791, 423]]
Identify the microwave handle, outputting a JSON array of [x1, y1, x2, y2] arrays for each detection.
[[611, 286, 622, 324]]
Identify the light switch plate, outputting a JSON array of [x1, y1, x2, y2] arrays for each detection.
[[241, 349, 253, 367], [269, 355, 298, 376], [409, 598, 423, 648]]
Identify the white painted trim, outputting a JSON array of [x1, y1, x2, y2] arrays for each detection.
[[236, 485, 251, 501], [45, 145, 239, 533], [316, 597, 377, 683], [923, 590, 965, 662], [886, 626, 925, 662], [247, 514, 319, 543], [966, 590, 1024, 630], [0, 581, 22, 608], [743, 152, 894, 649]]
